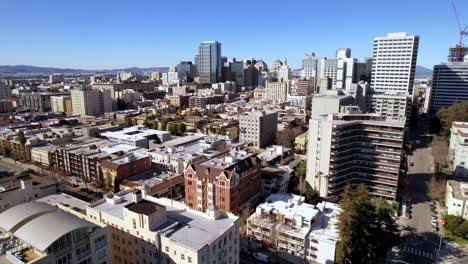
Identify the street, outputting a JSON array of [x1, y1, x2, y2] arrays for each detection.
[[392, 114, 440, 264]]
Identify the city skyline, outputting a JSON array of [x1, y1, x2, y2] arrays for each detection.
[[2, 0, 467, 69]]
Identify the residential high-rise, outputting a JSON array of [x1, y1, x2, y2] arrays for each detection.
[[306, 113, 405, 201], [336, 58, 356, 89], [367, 93, 411, 122], [239, 110, 278, 148], [197, 41, 222, 83], [71, 87, 112, 116], [50, 95, 73, 115], [49, 73, 64, 84], [428, 62, 468, 115], [370, 32, 419, 94], [0, 83, 11, 99], [185, 149, 262, 214]]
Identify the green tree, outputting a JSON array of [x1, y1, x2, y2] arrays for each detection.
[[372, 198, 398, 234], [160, 119, 168, 131], [336, 185, 378, 264], [437, 102, 468, 137], [177, 123, 186, 136], [294, 161, 307, 196], [305, 188, 320, 205], [16, 131, 27, 145], [168, 123, 178, 134]]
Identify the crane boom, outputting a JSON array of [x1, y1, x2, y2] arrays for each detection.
[[450, 0, 468, 61]]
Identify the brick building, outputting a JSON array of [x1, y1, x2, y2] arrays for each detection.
[[184, 149, 262, 214]]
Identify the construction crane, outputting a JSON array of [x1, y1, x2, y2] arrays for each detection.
[[450, 0, 468, 61]]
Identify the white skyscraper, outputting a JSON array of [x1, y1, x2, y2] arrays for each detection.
[[277, 59, 291, 81], [370, 32, 419, 94]]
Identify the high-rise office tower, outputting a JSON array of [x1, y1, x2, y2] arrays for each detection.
[[428, 62, 468, 115], [370, 32, 419, 94], [354, 58, 373, 83], [302, 53, 319, 80], [197, 41, 222, 83], [176, 61, 193, 81], [230, 59, 245, 87]]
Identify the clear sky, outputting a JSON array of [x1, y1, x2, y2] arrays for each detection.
[[1, 0, 467, 69]]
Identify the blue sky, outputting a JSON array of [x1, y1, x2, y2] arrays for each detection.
[[1, 0, 467, 69]]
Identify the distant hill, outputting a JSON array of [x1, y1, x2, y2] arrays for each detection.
[[0, 65, 169, 76], [415, 65, 432, 78]]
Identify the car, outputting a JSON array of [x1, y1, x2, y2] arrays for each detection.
[[86, 189, 94, 194], [95, 192, 103, 198], [409, 161, 415, 166], [80, 188, 88, 192], [253, 252, 269, 263]]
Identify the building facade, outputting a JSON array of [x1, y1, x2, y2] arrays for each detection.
[[370, 32, 419, 94], [184, 149, 262, 214], [428, 62, 468, 115], [306, 113, 405, 201], [449, 122, 468, 177], [71, 88, 112, 116], [239, 110, 278, 148], [446, 180, 468, 220], [198, 41, 222, 83], [265, 81, 290, 101]]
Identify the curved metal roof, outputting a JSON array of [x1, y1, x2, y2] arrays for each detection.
[[13, 211, 95, 252], [0, 201, 57, 232]]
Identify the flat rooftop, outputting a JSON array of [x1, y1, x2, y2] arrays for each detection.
[[309, 202, 341, 242], [448, 180, 468, 200], [101, 125, 170, 141]]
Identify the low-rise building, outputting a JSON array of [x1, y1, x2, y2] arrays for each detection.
[[31, 144, 55, 166], [99, 153, 152, 192], [260, 165, 292, 197], [0, 173, 57, 213], [101, 125, 171, 148], [120, 171, 184, 197], [86, 189, 240, 264], [247, 193, 340, 264], [294, 131, 308, 153], [185, 149, 262, 214], [446, 180, 468, 220], [0, 201, 109, 264], [449, 122, 468, 177]]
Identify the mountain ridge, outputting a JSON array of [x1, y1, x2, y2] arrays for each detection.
[[0, 65, 169, 75]]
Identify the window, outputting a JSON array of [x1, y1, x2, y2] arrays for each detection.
[[165, 246, 169, 252], [76, 243, 91, 260], [181, 254, 185, 260], [95, 235, 106, 250], [188, 256, 192, 263], [57, 253, 72, 264]]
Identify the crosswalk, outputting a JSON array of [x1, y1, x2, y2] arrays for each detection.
[[402, 246, 435, 260]]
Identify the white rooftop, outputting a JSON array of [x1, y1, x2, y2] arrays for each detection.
[[259, 193, 318, 223], [101, 125, 170, 141], [309, 201, 341, 242]]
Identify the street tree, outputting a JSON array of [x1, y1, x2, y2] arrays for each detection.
[[336, 185, 378, 264], [16, 131, 27, 145], [437, 102, 468, 137]]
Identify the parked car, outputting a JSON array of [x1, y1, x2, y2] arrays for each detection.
[[80, 188, 88, 192], [253, 252, 269, 263]]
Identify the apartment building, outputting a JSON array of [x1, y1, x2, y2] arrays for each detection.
[[100, 153, 152, 191], [52, 138, 140, 182], [306, 113, 405, 201], [449, 122, 468, 177], [239, 110, 278, 148], [0, 201, 108, 264], [185, 149, 262, 214], [0, 173, 57, 213], [101, 125, 171, 148], [446, 180, 468, 220], [86, 189, 240, 264], [247, 193, 340, 264], [21, 92, 70, 112], [367, 93, 411, 122], [50, 95, 73, 115], [371, 32, 419, 95], [71, 87, 112, 116], [311, 90, 355, 119]]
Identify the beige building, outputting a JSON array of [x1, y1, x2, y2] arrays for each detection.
[[31, 144, 55, 166], [86, 189, 240, 264], [446, 180, 468, 220], [265, 81, 290, 102], [71, 87, 112, 116], [50, 95, 73, 116]]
